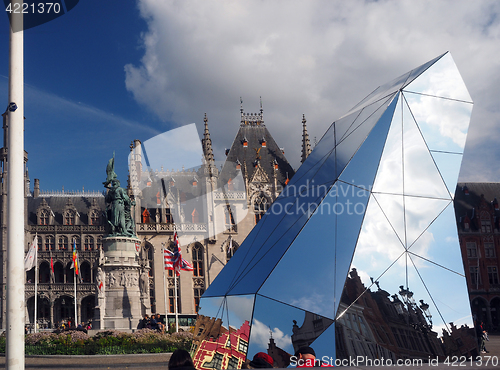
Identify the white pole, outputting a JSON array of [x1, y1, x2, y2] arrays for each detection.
[[34, 244, 37, 333], [6, 1, 25, 368], [163, 268, 168, 329], [74, 269, 77, 328], [174, 273, 179, 333]]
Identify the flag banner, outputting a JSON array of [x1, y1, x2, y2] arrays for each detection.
[[50, 255, 55, 283], [71, 239, 79, 275], [164, 232, 193, 276], [24, 235, 38, 272]]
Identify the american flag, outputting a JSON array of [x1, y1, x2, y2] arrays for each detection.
[[164, 232, 193, 276]]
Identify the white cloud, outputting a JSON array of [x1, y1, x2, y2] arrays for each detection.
[[251, 318, 292, 352], [125, 0, 500, 181]]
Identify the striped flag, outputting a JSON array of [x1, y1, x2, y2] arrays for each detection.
[[71, 239, 79, 275], [164, 232, 193, 276]]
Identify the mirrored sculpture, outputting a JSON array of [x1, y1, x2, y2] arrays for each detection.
[[193, 52, 476, 368]]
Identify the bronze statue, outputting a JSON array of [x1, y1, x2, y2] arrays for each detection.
[[104, 155, 136, 237]]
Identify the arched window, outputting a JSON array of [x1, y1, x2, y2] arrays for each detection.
[[192, 244, 204, 277], [97, 236, 102, 250], [39, 262, 51, 283], [64, 210, 76, 226], [90, 210, 100, 225], [58, 236, 68, 250], [66, 262, 74, 283], [226, 240, 239, 262], [54, 262, 64, 283], [39, 209, 49, 225], [194, 288, 204, 313], [84, 236, 94, 251], [254, 193, 270, 224], [142, 209, 150, 223], [80, 261, 91, 283], [224, 206, 236, 232], [192, 208, 199, 223], [72, 236, 81, 250], [37, 237, 42, 251], [45, 235, 54, 251]]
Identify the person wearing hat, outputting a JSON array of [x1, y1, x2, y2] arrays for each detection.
[[246, 352, 274, 368], [294, 346, 317, 368]]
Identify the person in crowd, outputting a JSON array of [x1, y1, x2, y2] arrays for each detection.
[[150, 314, 158, 330], [156, 313, 165, 333], [246, 352, 274, 368], [476, 321, 489, 354], [138, 314, 149, 329], [294, 346, 333, 367], [294, 347, 317, 368], [168, 349, 195, 370]]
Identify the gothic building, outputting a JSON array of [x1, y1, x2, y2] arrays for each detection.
[[129, 106, 298, 325], [0, 105, 309, 329], [454, 182, 500, 331]]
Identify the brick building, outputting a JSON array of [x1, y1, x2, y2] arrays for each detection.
[[454, 183, 500, 331]]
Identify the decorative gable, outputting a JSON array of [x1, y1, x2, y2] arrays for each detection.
[[250, 163, 270, 184], [36, 198, 54, 226]]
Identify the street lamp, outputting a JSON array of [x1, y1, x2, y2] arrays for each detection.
[[419, 299, 433, 328]]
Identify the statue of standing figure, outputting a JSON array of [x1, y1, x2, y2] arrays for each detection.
[[104, 155, 136, 237]]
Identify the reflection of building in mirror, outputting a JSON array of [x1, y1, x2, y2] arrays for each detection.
[[192, 314, 250, 370], [336, 268, 477, 361], [454, 183, 500, 333]]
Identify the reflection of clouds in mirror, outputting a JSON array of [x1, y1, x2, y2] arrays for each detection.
[[405, 94, 471, 152], [289, 291, 334, 317], [227, 295, 254, 327], [403, 109, 450, 199], [251, 318, 292, 353], [356, 198, 405, 266], [404, 53, 472, 103]]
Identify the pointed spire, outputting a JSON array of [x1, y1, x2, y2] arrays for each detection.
[[202, 113, 215, 165], [301, 114, 312, 164]]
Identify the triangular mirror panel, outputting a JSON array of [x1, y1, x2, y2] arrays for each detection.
[[403, 52, 472, 103], [402, 98, 450, 199], [404, 91, 472, 154]]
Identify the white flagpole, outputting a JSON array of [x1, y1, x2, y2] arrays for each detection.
[[163, 264, 168, 328], [34, 236, 38, 333], [6, 2, 25, 368], [74, 268, 77, 328], [174, 271, 179, 333]]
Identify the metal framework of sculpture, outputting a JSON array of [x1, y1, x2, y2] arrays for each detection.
[[103, 154, 136, 237], [193, 52, 475, 368]]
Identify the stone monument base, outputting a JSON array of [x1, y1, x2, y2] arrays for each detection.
[[93, 236, 147, 331]]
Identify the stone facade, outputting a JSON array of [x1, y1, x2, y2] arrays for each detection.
[[0, 106, 303, 329]]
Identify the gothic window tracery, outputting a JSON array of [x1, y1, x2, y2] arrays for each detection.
[[90, 210, 100, 225], [39, 209, 49, 225], [64, 210, 76, 226], [192, 244, 204, 277], [226, 240, 239, 262], [254, 193, 270, 224], [58, 236, 68, 250], [45, 235, 54, 251], [84, 236, 94, 251]]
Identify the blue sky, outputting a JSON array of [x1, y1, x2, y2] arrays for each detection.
[[1, 0, 500, 192]]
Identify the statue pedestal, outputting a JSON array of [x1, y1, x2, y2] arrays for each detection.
[[93, 236, 148, 331]]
